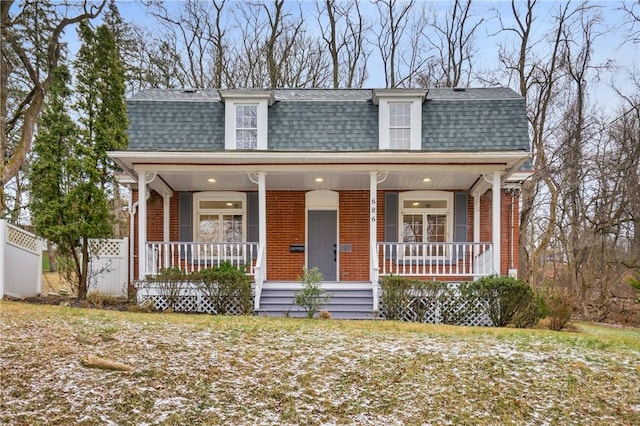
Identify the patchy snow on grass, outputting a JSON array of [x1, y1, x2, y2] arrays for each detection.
[[1, 301, 639, 425]]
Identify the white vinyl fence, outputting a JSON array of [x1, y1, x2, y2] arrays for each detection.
[[0, 219, 43, 299], [88, 238, 129, 297]]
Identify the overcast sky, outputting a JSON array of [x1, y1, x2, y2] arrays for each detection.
[[66, 0, 639, 111]]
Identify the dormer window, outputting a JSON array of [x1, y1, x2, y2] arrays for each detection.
[[389, 102, 411, 149], [220, 90, 275, 150], [235, 104, 258, 149], [373, 89, 427, 151]]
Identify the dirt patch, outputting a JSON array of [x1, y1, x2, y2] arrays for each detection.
[[41, 271, 75, 296], [21, 293, 131, 311]]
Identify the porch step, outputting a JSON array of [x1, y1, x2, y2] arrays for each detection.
[[256, 282, 376, 320]]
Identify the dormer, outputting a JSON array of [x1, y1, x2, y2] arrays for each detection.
[[372, 89, 427, 151], [219, 89, 275, 150]]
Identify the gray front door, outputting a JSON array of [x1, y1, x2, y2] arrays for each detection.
[[308, 210, 337, 281]]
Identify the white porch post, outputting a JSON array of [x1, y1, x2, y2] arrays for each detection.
[[258, 172, 267, 276], [369, 171, 378, 283], [162, 192, 171, 269], [162, 193, 171, 242], [492, 172, 501, 275], [473, 195, 480, 244], [137, 172, 147, 280]]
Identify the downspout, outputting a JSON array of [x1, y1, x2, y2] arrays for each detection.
[[510, 189, 515, 270]]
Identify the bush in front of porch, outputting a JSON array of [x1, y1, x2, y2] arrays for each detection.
[[379, 275, 544, 328], [193, 263, 252, 315], [137, 263, 252, 315], [293, 267, 333, 319]]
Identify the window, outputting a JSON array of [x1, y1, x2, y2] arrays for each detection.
[[399, 192, 453, 257], [389, 102, 411, 149], [193, 193, 246, 255], [235, 104, 257, 149], [372, 89, 426, 151], [220, 90, 274, 150]]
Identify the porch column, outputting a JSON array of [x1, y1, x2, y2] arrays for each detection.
[[162, 192, 171, 268], [369, 171, 378, 282], [137, 171, 147, 280], [473, 194, 480, 244], [492, 172, 501, 275], [258, 172, 267, 277]]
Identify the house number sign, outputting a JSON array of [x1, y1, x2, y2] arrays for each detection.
[[370, 197, 376, 223]]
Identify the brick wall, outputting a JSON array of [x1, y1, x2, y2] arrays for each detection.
[[131, 187, 521, 281], [478, 189, 520, 276], [265, 191, 306, 280], [338, 190, 370, 281]]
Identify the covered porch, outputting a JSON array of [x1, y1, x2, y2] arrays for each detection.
[[112, 150, 527, 313]]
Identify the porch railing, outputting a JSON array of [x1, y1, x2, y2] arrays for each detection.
[[378, 242, 494, 278], [146, 242, 260, 276]]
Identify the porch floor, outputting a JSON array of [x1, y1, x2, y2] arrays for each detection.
[[256, 281, 376, 320]]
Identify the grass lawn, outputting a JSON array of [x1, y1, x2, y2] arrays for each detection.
[[1, 301, 639, 425]]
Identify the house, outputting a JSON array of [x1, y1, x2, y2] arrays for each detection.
[[109, 87, 531, 318]]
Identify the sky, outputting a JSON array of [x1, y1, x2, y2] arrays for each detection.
[[62, 0, 639, 110]]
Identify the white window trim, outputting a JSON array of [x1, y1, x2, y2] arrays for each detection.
[[373, 90, 426, 151], [398, 191, 454, 258], [220, 90, 274, 151], [234, 103, 259, 149], [193, 191, 247, 243]]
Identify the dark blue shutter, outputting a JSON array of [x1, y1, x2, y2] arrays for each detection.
[[179, 193, 192, 242], [454, 192, 468, 258], [247, 192, 259, 242], [385, 192, 398, 260], [179, 193, 192, 260], [246, 192, 259, 260], [384, 192, 398, 242]]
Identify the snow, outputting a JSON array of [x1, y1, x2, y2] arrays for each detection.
[[1, 306, 638, 425]]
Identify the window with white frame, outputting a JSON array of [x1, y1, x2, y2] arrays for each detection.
[[193, 192, 246, 255], [389, 102, 411, 149], [221, 90, 274, 150], [235, 104, 258, 149], [399, 191, 453, 256], [373, 89, 426, 151]]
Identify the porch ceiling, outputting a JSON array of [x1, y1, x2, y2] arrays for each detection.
[[154, 170, 484, 192], [110, 150, 530, 193]]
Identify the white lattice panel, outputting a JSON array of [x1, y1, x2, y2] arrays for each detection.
[[135, 282, 253, 315], [380, 290, 492, 327], [89, 239, 123, 257], [7, 225, 38, 253]]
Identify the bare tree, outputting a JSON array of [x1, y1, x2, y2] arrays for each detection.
[[621, 0, 640, 42], [371, 0, 430, 88], [0, 0, 106, 215], [316, 0, 369, 88], [417, 0, 484, 88], [492, 0, 581, 289], [143, 0, 229, 89]]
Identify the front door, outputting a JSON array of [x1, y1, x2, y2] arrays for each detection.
[[308, 210, 337, 281]]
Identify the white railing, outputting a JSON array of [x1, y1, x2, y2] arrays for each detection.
[[253, 244, 266, 311], [378, 242, 493, 278], [146, 242, 259, 276]]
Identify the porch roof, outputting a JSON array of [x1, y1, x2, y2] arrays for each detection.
[[110, 150, 529, 193]]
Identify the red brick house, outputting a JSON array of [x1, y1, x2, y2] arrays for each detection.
[[109, 88, 531, 318]]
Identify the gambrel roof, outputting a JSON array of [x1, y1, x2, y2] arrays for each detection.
[[125, 87, 529, 153]]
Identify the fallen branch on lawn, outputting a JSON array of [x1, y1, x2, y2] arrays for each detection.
[[80, 354, 133, 371]]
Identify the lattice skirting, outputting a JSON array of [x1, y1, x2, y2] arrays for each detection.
[[135, 282, 254, 315], [7, 225, 39, 253], [379, 293, 492, 327]]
